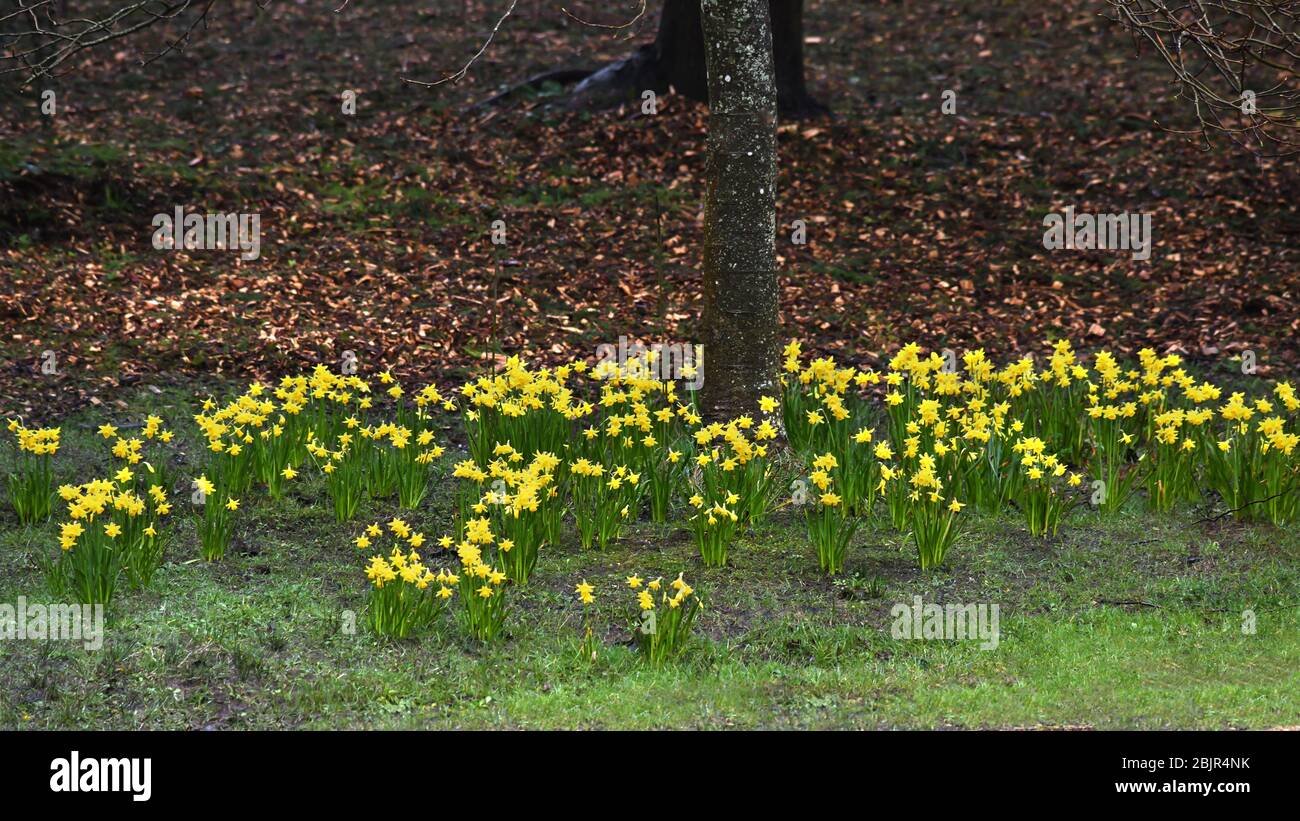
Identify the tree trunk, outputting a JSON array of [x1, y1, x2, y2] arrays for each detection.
[[768, 0, 823, 118], [698, 0, 780, 421], [655, 0, 708, 104], [661, 0, 822, 117], [568, 0, 825, 119]]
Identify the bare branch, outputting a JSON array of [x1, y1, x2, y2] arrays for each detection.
[[401, 0, 519, 88], [1105, 0, 1300, 157], [560, 0, 647, 32], [0, 0, 242, 83]]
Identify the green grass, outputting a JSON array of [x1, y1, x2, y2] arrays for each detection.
[[1, 389, 1298, 729]]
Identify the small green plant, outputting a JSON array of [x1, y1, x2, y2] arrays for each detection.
[[834, 573, 886, 600], [194, 474, 237, 561], [805, 490, 860, 576], [311, 433, 366, 523], [575, 580, 598, 662]]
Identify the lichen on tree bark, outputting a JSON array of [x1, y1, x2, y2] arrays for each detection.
[[699, 0, 780, 421]]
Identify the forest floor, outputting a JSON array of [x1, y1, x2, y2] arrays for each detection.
[[2, 387, 1298, 730], [2, 0, 1298, 423]]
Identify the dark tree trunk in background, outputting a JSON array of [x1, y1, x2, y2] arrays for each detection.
[[698, 0, 780, 420], [654, 0, 708, 104], [768, 0, 821, 118], [570, 0, 826, 119]]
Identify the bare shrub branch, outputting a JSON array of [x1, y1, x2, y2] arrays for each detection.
[[1106, 0, 1300, 156]]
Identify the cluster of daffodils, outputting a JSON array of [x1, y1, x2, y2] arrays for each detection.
[[195, 389, 277, 498], [559, 574, 707, 665], [349, 414, 447, 509], [6, 420, 60, 523], [460, 355, 592, 465], [46, 474, 172, 604], [569, 458, 643, 551], [682, 415, 779, 566], [434, 517, 511, 641], [692, 416, 779, 515], [11, 422, 61, 456], [629, 573, 700, 664], [563, 573, 704, 663], [783, 337, 1300, 573], [98, 417, 176, 460], [362, 519, 454, 639], [20, 336, 1300, 629], [803, 452, 861, 574], [483, 447, 560, 583], [1014, 437, 1082, 538], [687, 491, 740, 567], [307, 428, 365, 522]]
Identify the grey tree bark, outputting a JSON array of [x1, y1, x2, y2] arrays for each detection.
[[698, 0, 780, 421]]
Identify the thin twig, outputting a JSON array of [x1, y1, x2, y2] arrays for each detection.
[[560, 0, 647, 31], [1194, 481, 1299, 524], [402, 0, 519, 87]]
